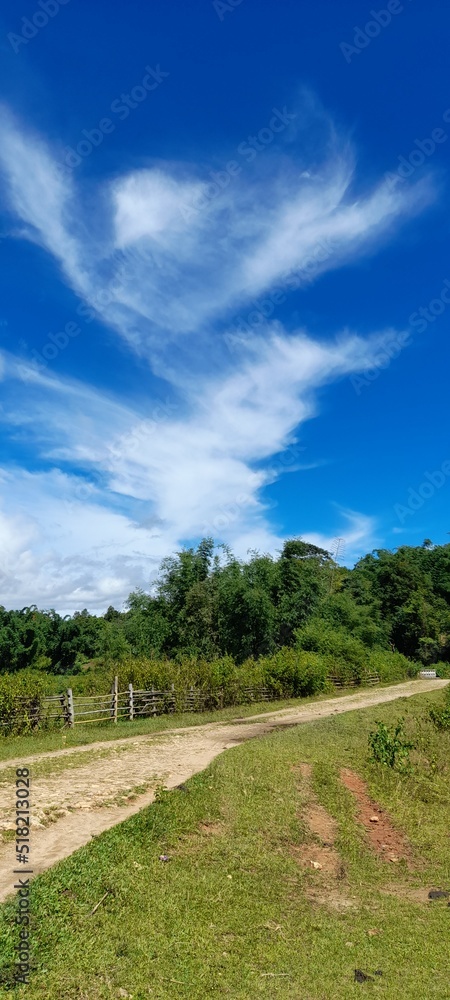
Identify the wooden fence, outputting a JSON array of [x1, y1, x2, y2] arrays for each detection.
[[0, 672, 380, 734], [60, 680, 275, 726], [327, 672, 380, 689]]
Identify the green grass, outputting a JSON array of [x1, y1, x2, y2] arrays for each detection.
[[0, 685, 375, 764], [0, 688, 448, 999]]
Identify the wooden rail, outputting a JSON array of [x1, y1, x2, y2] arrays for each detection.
[[0, 672, 380, 734]]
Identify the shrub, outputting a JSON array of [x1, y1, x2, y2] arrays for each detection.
[[259, 647, 329, 698], [429, 686, 450, 729], [434, 661, 450, 679], [368, 719, 415, 771], [367, 648, 417, 683], [429, 705, 450, 729], [0, 636, 419, 737], [0, 671, 46, 736], [295, 622, 369, 681]]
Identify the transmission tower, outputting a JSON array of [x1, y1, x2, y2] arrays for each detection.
[[329, 537, 345, 593]]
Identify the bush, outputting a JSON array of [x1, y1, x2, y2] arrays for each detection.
[[0, 671, 47, 736], [434, 661, 450, 679], [295, 622, 368, 681], [258, 647, 329, 698], [367, 648, 417, 683], [295, 622, 413, 686], [429, 686, 450, 729], [368, 719, 415, 771], [429, 706, 450, 729], [0, 636, 418, 737]]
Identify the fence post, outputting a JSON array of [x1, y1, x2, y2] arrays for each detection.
[[128, 682, 134, 721], [111, 676, 118, 723], [66, 689, 74, 728], [31, 698, 41, 730], [171, 683, 175, 713]]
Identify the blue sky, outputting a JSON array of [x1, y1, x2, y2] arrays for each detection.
[[0, 0, 449, 612]]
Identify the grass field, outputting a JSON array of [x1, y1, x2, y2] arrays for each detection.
[[0, 688, 448, 999]]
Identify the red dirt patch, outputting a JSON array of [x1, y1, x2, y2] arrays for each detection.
[[290, 843, 340, 876], [340, 767, 412, 864], [291, 763, 342, 880], [304, 801, 338, 845]]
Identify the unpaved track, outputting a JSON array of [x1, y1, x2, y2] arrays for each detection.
[[0, 678, 446, 902]]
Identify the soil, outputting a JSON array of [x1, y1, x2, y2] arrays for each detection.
[[380, 885, 446, 905], [340, 767, 412, 864], [291, 762, 340, 876], [290, 762, 357, 910], [0, 677, 446, 902]]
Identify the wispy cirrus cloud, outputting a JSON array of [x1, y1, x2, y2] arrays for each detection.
[[0, 102, 435, 358], [0, 323, 407, 607], [0, 99, 437, 609]]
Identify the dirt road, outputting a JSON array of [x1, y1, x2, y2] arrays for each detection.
[[0, 678, 447, 902]]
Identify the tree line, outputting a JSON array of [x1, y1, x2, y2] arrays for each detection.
[[1, 538, 450, 675]]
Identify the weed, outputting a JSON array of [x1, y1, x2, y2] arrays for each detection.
[[154, 782, 169, 802], [368, 719, 415, 771], [429, 705, 450, 730]]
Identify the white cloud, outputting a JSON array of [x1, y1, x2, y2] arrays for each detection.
[[1, 326, 393, 608], [0, 105, 435, 356], [112, 169, 207, 246], [0, 106, 86, 296], [0, 100, 437, 609], [0, 467, 174, 611]]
